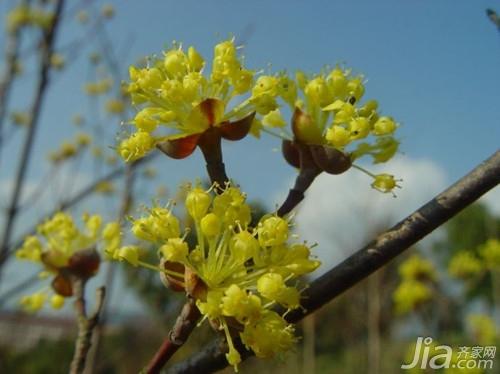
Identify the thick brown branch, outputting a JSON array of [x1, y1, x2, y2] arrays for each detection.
[[169, 150, 500, 373], [70, 280, 106, 374], [145, 298, 201, 374]]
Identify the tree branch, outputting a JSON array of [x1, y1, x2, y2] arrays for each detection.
[[0, 0, 32, 158], [145, 298, 201, 374], [168, 150, 500, 374], [70, 279, 106, 374], [0, 0, 65, 281]]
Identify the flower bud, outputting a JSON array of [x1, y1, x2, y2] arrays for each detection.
[[186, 187, 212, 220], [117, 246, 140, 266], [50, 294, 65, 309], [201, 213, 221, 237], [257, 216, 288, 247]]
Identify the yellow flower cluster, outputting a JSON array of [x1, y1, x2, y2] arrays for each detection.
[[83, 78, 113, 96], [448, 251, 483, 278], [110, 184, 320, 370], [10, 111, 31, 127], [15, 212, 121, 313], [447, 239, 500, 279], [48, 133, 91, 164], [50, 53, 65, 71], [105, 98, 126, 115], [393, 254, 436, 315], [467, 313, 498, 346], [478, 238, 500, 270], [119, 38, 278, 161], [259, 67, 400, 162], [6, 4, 53, 33]]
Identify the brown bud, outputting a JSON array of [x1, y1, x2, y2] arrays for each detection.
[[156, 133, 200, 159], [159, 258, 185, 292], [67, 248, 100, 279], [310, 145, 352, 175], [184, 267, 207, 300], [219, 112, 255, 141], [282, 139, 301, 168], [51, 273, 73, 297]]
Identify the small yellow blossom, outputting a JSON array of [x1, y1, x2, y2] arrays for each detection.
[[101, 4, 115, 19], [399, 254, 437, 282], [50, 294, 65, 309], [448, 251, 483, 278], [10, 111, 30, 127], [393, 279, 432, 315], [468, 314, 497, 345], [83, 78, 113, 96], [105, 98, 126, 115], [479, 239, 500, 270], [50, 53, 65, 70], [371, 173, 400, 194], [76, 10, 89, 24]]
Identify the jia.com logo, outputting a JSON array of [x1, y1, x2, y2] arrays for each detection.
[[402, 337, 496, 370]]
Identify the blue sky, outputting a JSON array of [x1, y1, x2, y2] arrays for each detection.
[[0, 0, 499, 314]]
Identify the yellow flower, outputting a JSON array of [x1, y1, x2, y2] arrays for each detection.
[[393, 279, 432, 315], [118, 131, 155, 162], [83, 78, 113, 96], [371, 173, 401, 194], [101, 4, 115, 19], [479, 239, 500, 270], [50, 53, 65, 70], [50, 294, 65, 309], [399, 254, 437, 282], [240, 311, 296, 358], [105, 98, 125, 115], [10, 111, 30, 127], [448, 251, 483, 278], [467, 314, 497, 345]]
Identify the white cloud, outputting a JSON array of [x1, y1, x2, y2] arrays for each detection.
[[288, 156, 448, 274], [479, 186, 500, 217]]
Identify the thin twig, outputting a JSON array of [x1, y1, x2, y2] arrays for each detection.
[[0, 0, 31, 160], [85, 164, 136, 373], [0, 0, 65, 282], [70, 278, 106, 374], [168, 150, 500, 374], [145, 298, 201, 374]]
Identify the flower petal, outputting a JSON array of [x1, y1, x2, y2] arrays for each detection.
[[51, 274, 73, 297], [282, 140, 301, 168], [291, 107, 323, 144], [156, 133, 201, 159], [220, 112, 255, 141], [309, 145, 352, 175]]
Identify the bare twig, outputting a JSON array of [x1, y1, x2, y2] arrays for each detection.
[[145, 298, 201, 374], [0, 0, 31, 158], [85, 164, 136, 373], [168, 150, 500, 374], [70, 278, 106, 374], [0, 0, 65, 282]]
